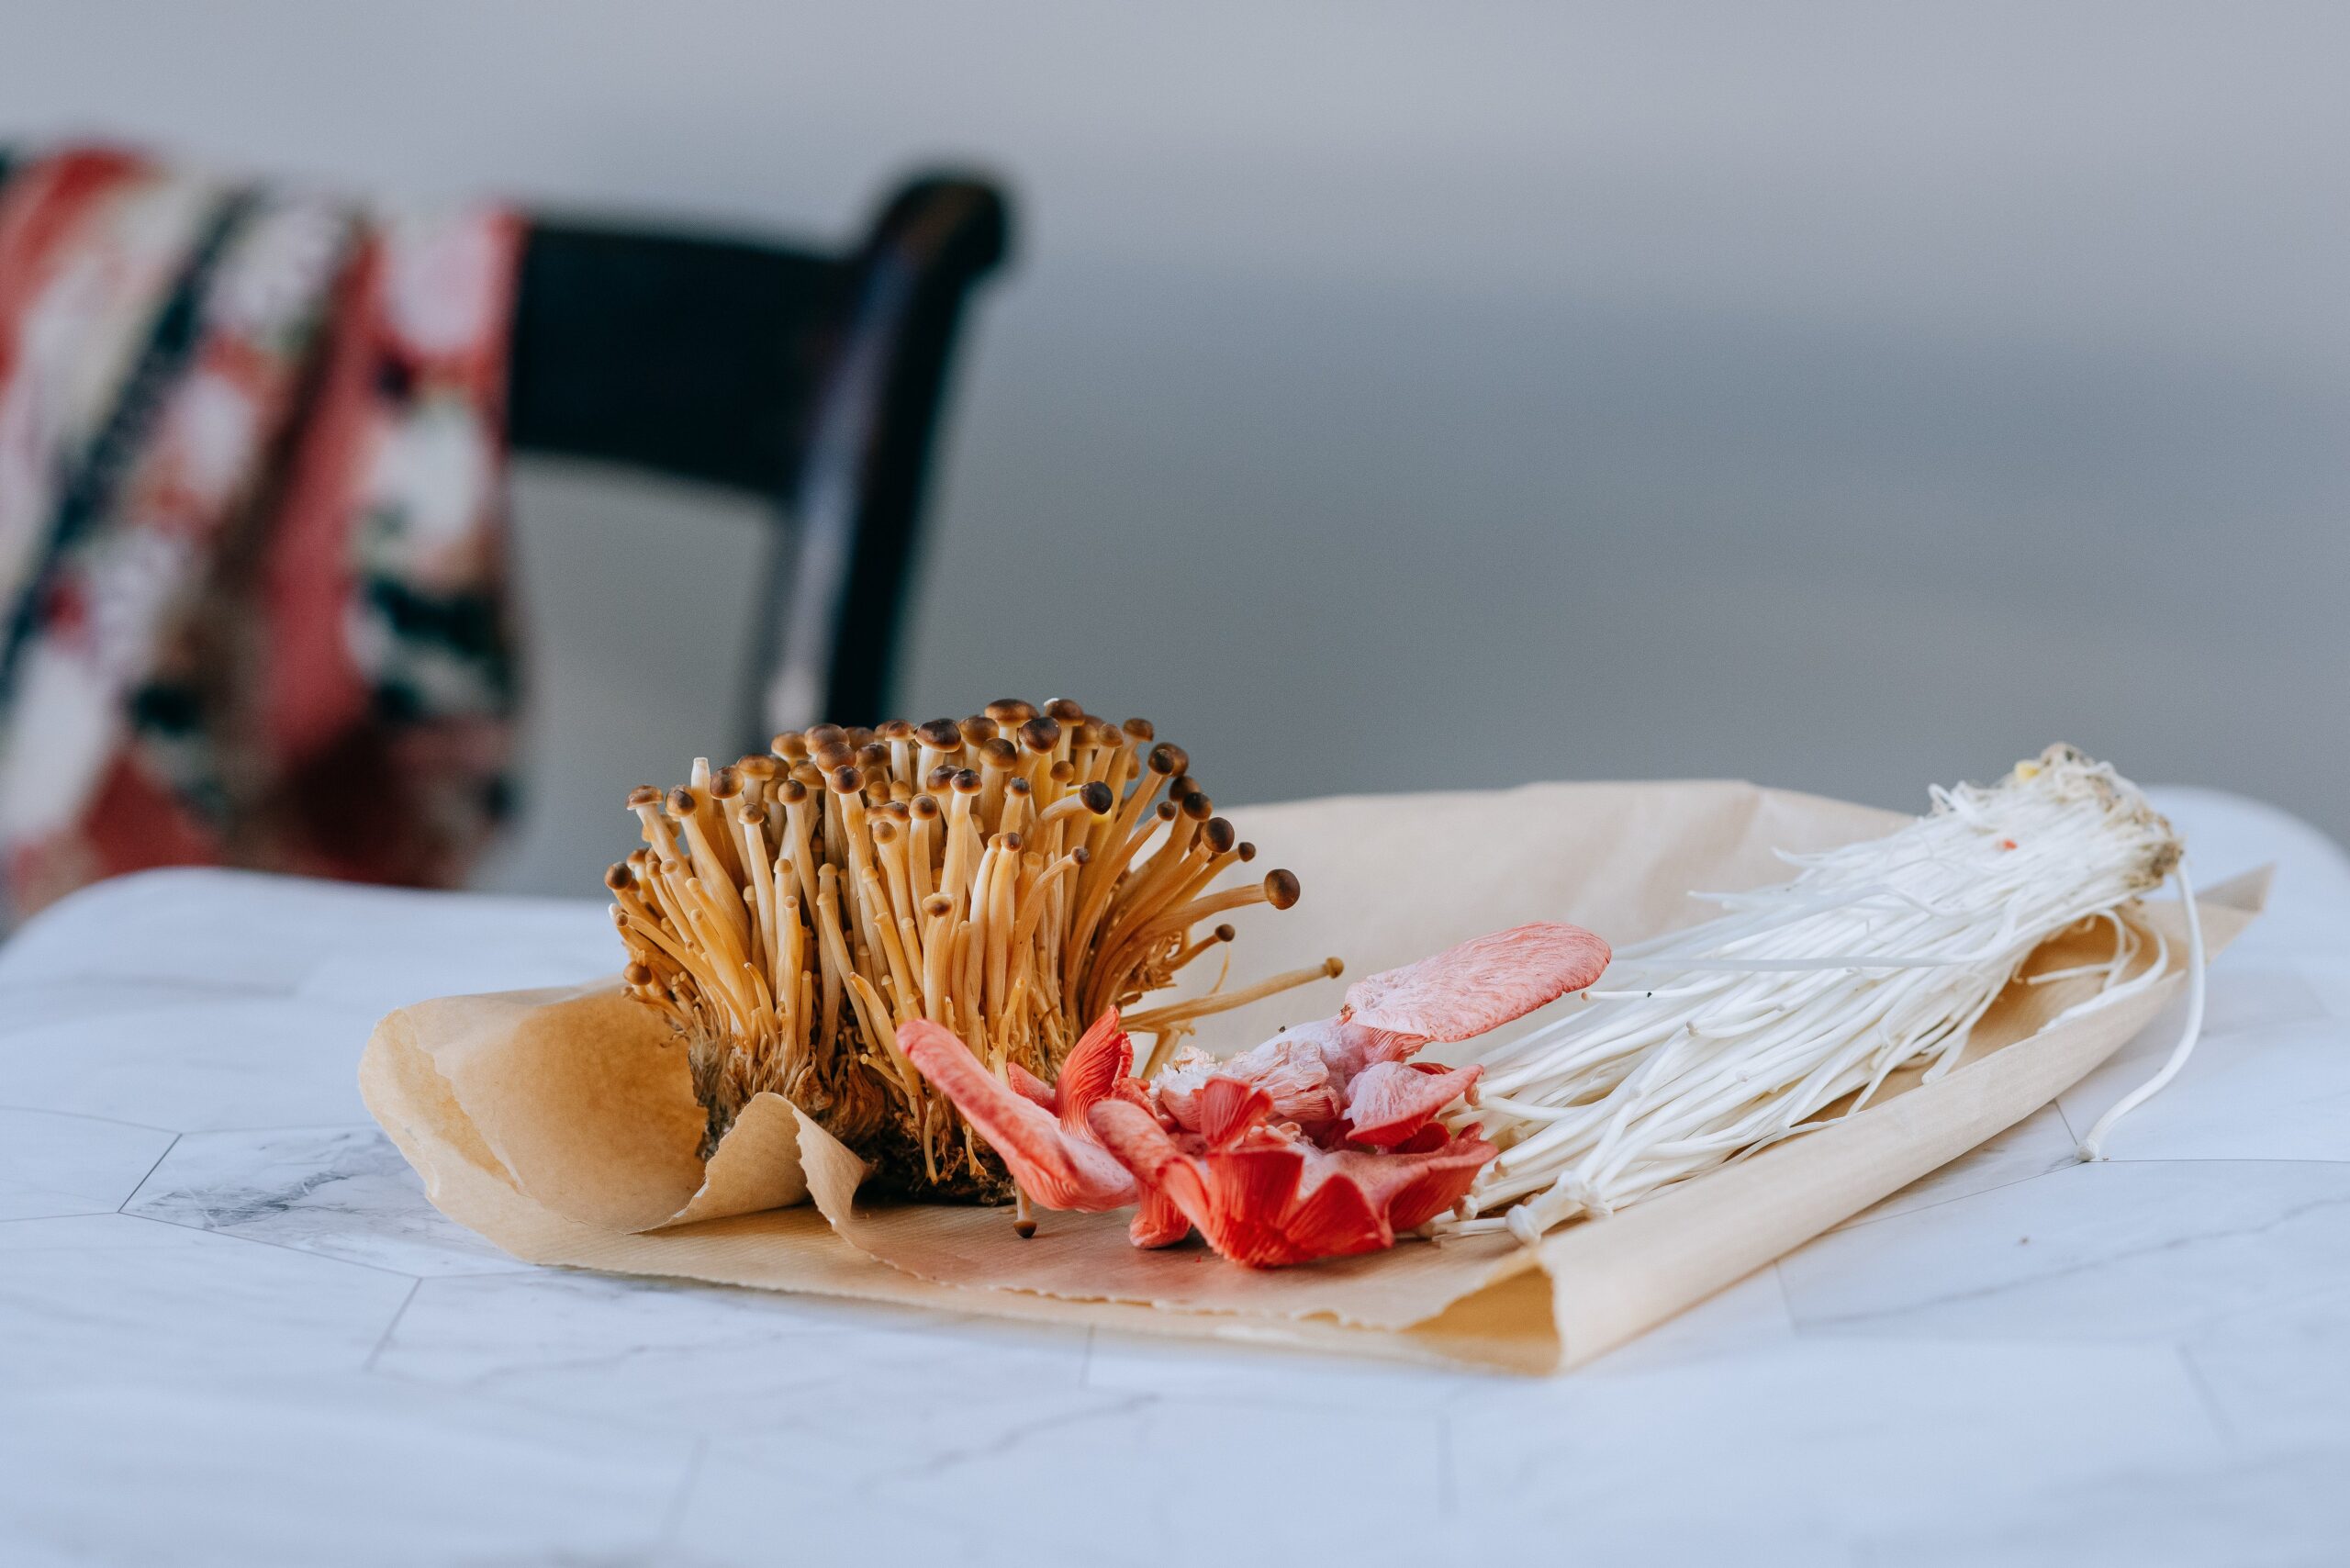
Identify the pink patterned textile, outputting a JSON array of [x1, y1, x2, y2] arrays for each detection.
[[0, 148, 523, 919]]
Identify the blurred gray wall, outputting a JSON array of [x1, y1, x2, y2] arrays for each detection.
[[4, 2, 2344, 897]]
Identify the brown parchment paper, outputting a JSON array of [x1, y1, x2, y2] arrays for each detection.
[[360, 778, 2264, 1373]]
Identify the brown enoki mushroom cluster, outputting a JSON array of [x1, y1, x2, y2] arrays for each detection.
[[607, 700, 1337, 1199]]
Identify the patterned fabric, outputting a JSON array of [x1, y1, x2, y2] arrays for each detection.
[[0, 148, 522, 920]]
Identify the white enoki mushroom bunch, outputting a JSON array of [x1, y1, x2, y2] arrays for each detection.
[[1445, 746, 2194, 1245]]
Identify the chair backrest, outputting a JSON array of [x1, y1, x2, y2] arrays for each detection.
[[507, 175, 1011, 744]]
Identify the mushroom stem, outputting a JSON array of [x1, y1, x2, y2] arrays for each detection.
[[1119, 957, 1344, 1034], [605, 704, 1321, 1198]]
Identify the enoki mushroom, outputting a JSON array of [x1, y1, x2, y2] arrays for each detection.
[[606, 701, 1319, 1199], [1445, 746, 2195, 1244]]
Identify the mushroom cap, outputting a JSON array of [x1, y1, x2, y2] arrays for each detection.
[[1341, 922, 1611, 1042], [1086, 1092, 1496, 1267], [900, 1016, 1139, 1213]]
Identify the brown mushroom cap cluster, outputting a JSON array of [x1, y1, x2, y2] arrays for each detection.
[[608, 700, 1332, 1199]]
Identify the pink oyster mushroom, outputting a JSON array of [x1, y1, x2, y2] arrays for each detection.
[[901, 920, 1611, 1267]]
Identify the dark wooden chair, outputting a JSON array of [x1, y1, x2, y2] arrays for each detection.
[[0, 151, 1013, 744], [509, 175, 1012, 742]]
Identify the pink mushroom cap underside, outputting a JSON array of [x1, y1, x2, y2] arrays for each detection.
[[1052, 1008, 1133, 1137], [899, 1019, 1137, 1211], [1087, 1096, 1500, 1268], [1342, 1059, 1483, 1147], [1342, 921, 1611, 1041]]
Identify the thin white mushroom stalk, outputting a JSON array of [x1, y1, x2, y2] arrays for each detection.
[[1443, 746, 2196, 1245]]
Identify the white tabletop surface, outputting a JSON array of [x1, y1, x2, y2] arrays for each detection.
[[2, 786, 2345, 1568]]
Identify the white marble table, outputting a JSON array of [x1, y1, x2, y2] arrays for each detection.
[[2, 787, 2345, 1567]]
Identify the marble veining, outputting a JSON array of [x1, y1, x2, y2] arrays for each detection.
[[0, 1213, 419, 1395], [677, 1391, 1449, 1568], [1831, 1102, 2085, 1232], [2181, 1284, 2350, 1453], [0, 1105, 176, 1221], [0, 997, 381, 1132], [0, 789, 2343, 1566], [1450, 1338, 2220, 1563], [0, 1375, 691, 1568], [1857, 1439, 2350, 1568], [374, 1269, 1096, 1439], [1782, 1160, 2350, 1344], [124, 1126, 534, 1277], [2059, 1014, 2350, 1164]]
